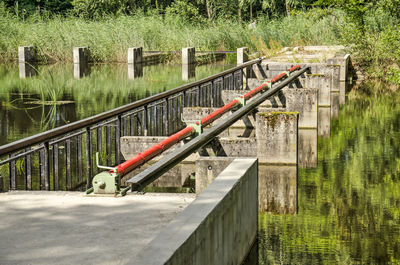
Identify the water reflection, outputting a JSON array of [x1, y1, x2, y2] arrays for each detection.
[[128, 63, 143, 79], [298, 129, 317, 168], [251, 93, 400, 264], [19, 62, 38, 78], [74, 62, 91, 79], [182, 63, 196, 80], [331, 91, 340, 118], [258, 165, 297, 214], [318, 107, 331, 137], [0, 62, 233, 145]]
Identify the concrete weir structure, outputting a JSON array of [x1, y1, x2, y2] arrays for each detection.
[[134, 158, 258, 265]]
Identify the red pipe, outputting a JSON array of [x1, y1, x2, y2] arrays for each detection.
[[201, 99, 240, 127], [116, 126, 194, 175], [114, 65, 303, 176]]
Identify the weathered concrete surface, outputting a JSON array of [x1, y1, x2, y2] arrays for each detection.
[[182, 63, 196, 80], [195, 157, 235, 194], [0, 191, 195, 265], [298, 129, 317, 168], [256, 112, 298, 164], [120, 136, 195, 187], [182, 47, 195, 65], [318, 107, 331, 137], [237, 47, 249, 89], [331, 91, 340, 118], [258, 165, 297, 214], [134, 158, 258, 265]]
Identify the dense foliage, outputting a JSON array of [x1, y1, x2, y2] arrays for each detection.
[[1, 0, 400, 88]]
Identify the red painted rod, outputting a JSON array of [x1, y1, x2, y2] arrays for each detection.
[[114, 64, 302, 176], [116, 126, 194, 175]]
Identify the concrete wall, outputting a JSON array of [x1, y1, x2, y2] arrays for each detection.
[[195, 157, 234, 194], [134, 158, 258, 265]]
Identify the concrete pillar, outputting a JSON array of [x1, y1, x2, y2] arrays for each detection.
[[298, 129, 317, 168], [73, 47, 90, 64], [256, 111, 298, 164], [18, 46, 38, 79], [18, 46, 36, 63], [127, 47, 143, 64], [284, 88, 318, 129], [195, 157, 234, 194], [237, 47, 249, 89], [258, 165, 297, 214], [318, 107, 331, 137], [182, 47, 195, 65], [331, 91, 340, 118], [128, 63, 143, 79]]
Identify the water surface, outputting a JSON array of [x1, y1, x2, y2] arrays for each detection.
[[0, 62, 232, 145], [253, 93, 400, 264]]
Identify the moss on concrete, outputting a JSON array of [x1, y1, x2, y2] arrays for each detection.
[[257, 111, 298, 129]]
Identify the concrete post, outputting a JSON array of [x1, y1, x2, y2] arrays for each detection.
[[19, 62, 37, 79], [298, 129, 317, 168], [258, 165, 297, 214], [318, 107, 331, 137], [73, 47, 90, 64], [256, 111, 298, 164], [74, 62, 91, 79], [331, 91, 340, 118], [284, 88, 318, 129], [127, 47, 143, 64], [182, 47, 195, 65], [237, 47, 249, 89], [182, 47, 196, 80], [195, 157, 234, 194], [18, 46, 36, 63]]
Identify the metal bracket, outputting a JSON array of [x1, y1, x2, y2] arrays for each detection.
[[235, 96, 246, 107], [263, 80, 272, 90], [188, 122, 203, 137], [96, 152, 117, 173], [285, 71, 290, 77]]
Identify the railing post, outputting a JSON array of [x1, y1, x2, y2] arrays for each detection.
[[86, 127, 93, 190], [115, 115, 122, 164], [164, 98, 170, 135], [43, 142, 50, 191]]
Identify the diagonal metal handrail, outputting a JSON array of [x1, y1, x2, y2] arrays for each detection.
[[0, 58, 263, 157]]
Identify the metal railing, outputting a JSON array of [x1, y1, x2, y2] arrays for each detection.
[[0, 58, 263, 192]]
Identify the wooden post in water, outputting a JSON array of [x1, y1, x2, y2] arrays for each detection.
[[182, 47, 196, 81], [18, 46, 37, 78]]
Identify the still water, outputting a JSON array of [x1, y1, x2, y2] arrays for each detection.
[[249, 93, 400, 264], [0, 62, 232, 146]]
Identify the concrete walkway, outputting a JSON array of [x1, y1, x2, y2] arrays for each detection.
[[0, 191, 195, 265]]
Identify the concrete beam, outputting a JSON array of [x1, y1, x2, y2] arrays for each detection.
[[256, 111, 298, 164], [134, 158, 258, 265]]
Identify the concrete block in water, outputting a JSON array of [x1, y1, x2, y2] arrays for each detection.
[[74, 62, 91, 79], [134, 158, 258, 265], [182, 63, 196, 80], [128, 63, 143, 79], [182, 47, 195, 65], [284, 88, 318, 129], [73, 47, 90, 64], [127, 47, 143, 64], [298, 129, 317, 168], [256, 111, 298, 164], [331, 91, 340, 118], [258, 165, 297, 214], [18, 46, 36, 63], [195, 157, 234, 194], [19, 62, 37, 79], [318, 107, 331, 137]]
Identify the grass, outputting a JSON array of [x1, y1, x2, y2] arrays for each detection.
[[0, 10, 342, 63]]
